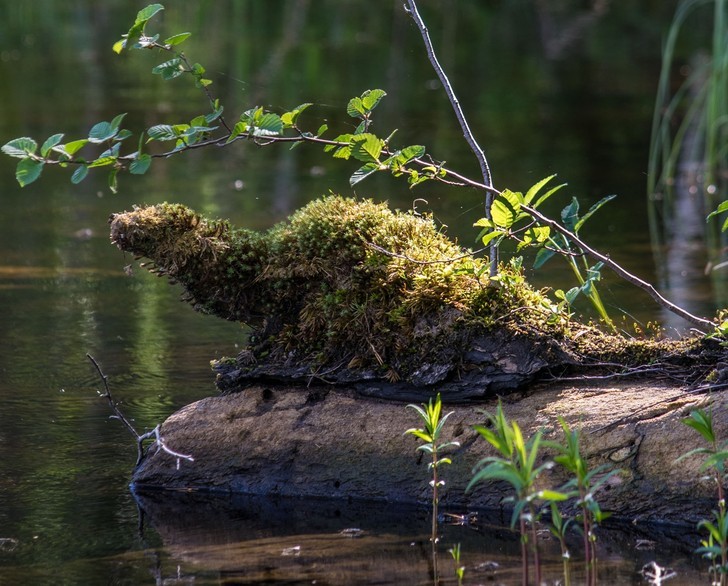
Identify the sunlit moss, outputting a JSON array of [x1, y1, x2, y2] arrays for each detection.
[[110, 194, 703, 381]]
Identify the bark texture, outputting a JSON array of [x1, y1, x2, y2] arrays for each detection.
[[132, 380, 727, 528]]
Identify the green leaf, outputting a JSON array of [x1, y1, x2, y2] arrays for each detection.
[[88, 121, 117, 143], [88, 156, 117, 168], [112, 39, 126, 54], [361, 89, 387, 112], [108, 168, 119, 194], [40, 134, 64, 157], [707, 200, 728, 222], [281, 103, 313, 126], [164, 32, 191, 46], [491, 189, 523, 228], [146, 124, 178, 141], [205, 105, 224, 124], [71, 165, 89, 184], [2, 137, 38, 158], [561, 198, 580, 232], [346, 96, 366, 119], [524, 174, 556, 205], [316, 123, 328, 137], [533, 247, 556, 269], [136, 3, 164, 25], [252, 113, 284, 136], [152, 58, 185, 80], [15, 158, 44, 186], [575, 194, 617, 234], [130, 153, 152, 175], [350, 162, 380, 186], [63, 139, 89, 156], [110, 113, 127, 131], [114, 129, 133, 142], [226, 121, 248, 144], [350, 133, 383, 164]]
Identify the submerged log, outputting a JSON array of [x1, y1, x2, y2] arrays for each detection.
[[131, 379, 726, 528]]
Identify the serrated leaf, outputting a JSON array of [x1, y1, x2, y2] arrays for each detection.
[[88, 156, 117, 168], [16, 158, 44, 186], [226, 121, 248, 144], [281, 103, 312, 126], [71, 165, 89, 184], [361, 89, 386, 111], [88, 121, 117, 143], [130, 153, 152, 175], [164, 32, 191, 46], [252, 113, 283, 136], [350, 162, 380, 186], [491, 189, 523, 229], [350, 133, 383, 164], [2, 137, 38, 158], [40, 134, 64, 157], [146, 124, 178, 141], [346, 96, 366, 119]]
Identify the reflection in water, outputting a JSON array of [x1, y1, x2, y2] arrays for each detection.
[[129, 489, 706, 585]]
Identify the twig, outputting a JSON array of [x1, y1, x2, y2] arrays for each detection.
[[86, 354, 194, 468], [404, 0, 498, 276], [366, 241, 486, 265], [521, 204, 714, 331]]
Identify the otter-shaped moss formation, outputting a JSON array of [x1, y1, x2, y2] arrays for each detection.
[[109, 196, 577, 396]]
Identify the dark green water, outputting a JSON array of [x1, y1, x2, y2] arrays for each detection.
[[0, 2, 722, 584]]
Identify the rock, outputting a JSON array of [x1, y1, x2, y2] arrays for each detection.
[[131, 380, 726, 528]]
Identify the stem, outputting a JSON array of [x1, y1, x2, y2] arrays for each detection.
[[520, 515, 529, 586], [522, 204, 715, 330], [404, 0, 498, 277], [529, 504, 542, 586]]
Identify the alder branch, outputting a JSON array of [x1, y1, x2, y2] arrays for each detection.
[[521, 204, 715, 331], [87, 354, 194, 468]]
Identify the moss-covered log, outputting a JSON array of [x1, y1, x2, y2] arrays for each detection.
[[110, 195, 714, 400]]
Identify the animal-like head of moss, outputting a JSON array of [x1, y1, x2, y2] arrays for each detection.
[[110, 195, 569, 377]]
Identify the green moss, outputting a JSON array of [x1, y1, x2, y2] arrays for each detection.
[[110, 194, 699, 381]]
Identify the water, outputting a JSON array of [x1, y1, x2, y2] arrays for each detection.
[[0, 1, 722, 584]]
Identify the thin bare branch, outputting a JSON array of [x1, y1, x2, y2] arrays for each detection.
[[521, 204, 715, 331]]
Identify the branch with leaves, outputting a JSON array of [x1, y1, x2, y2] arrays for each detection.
[[1, 2, 718, 335]]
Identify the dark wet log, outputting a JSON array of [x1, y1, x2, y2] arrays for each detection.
[[131, 380, 727, 528]]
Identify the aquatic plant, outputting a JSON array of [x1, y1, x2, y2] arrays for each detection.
[[405, 393, 460, 544], [405, 393, 460, 584], [448, 543, 465, 586], [547, 418, 616, 586], [467, 401, 568, 586], [678, 408, 728, 585]]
